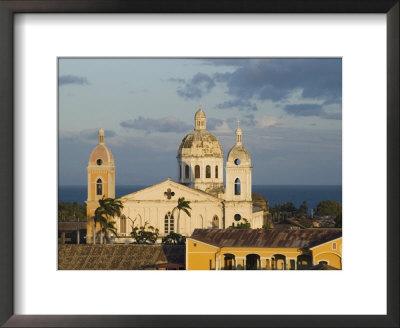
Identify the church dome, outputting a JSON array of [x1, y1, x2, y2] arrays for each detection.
[[177, 108, 223, 158], [227, 121, 251, 164], [227, 144, 250, 163], [178, 130, 223, 158], [88, 129, 114, 166]]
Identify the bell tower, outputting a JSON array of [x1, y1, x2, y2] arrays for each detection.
[[224, 121, 253, 227], [86, 128, 115, 244]]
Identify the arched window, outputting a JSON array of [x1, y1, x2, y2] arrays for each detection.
[[234, 178, 241, 195], [96, 178, 103, 195], [179, 164, 182, 180], [195, 165, 200, 178], [185, 165, 189, 179], [206, 165, 211, 178], [215, 166, 218, 178], [164, 214, 169, 234], [120, 215, 126, 234], [212, 215, 219, 228], [165, 212, 174, 234]]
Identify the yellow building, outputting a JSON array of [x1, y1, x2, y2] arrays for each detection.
[[86, 128, 115, 244], [186, 229, 342, 270]]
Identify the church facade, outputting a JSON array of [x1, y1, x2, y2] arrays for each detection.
[[86, 108, 266, 244]]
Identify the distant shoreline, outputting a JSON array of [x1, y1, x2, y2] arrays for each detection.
[[59, 185, 342, 211]]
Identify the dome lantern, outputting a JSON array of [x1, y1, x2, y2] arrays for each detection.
[[235, 120, 242, 145], [98, 128, 105, 145], [195, 108, 206, 130]]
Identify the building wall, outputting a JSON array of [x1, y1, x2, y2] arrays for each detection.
[[120, 199, 223, 237], [224, 201, 254, 228], [225, 166, 252, 202], [311, 238, 342, 269], [178, 156, 224, 192], [186, 239, 218, 270], [187, 237, 343, 270]]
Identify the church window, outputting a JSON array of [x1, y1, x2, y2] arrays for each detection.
[[120, 215, 126, 234], [195, 165, 200, 178], [170, 214, 174, 232], [234, 214, 241, 221], [96, 159, 103, 166], [185, 165, 189, 179], [212, 215, 219, 228], [164, 214, 169, 234], [234, 158, 241, 165], [164, 212, 175, 234], [206, 165, 211, 178], [96, 178, 103, 195], [215, 166, 218, 178], [234, 178, 241, 195]]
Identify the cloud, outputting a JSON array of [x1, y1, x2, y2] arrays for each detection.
[[168, 77, 186, 83], [216, 99, 258, 111], [175, 73, 215, 100], [283, 104, 324, 116], [120, 116, 192, 133], [232, 114, 279, 129], [206, 118, 224, 131], [283, 103, 341, 120], [59, 75, 89, 86], [214, 59, 341, 104], [321, 112, 342, 120], [59, 129, 117, 146], [200, 58, 342, 107]]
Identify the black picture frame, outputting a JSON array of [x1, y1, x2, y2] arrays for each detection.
[[0, 1, 398, 327]]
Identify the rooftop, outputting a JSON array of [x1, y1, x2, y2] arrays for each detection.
[[190, 228, 342, 249]]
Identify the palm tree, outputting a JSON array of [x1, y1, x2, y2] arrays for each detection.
[[97, 219, 118, 243], [94, 196, 123, 244], [172, 197, 191, 234]]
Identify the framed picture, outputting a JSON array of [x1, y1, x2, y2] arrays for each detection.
[[0, 1, 398, 327]]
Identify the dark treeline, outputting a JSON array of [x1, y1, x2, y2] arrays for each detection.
[[58, 202, 86, 222]]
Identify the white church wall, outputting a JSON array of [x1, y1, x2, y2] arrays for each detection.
[[224, 201, 253, 228], [119, 198, 223, 237]]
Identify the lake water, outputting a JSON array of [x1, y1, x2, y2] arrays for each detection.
[[59, 185, 341, 211]]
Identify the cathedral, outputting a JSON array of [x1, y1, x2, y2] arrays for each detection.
[[86, 108, 268, 244]]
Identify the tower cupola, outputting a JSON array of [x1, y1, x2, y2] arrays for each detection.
[[235, 120, 242, 145], [195, 108, 206, 130], [98, 128, 105, 144]]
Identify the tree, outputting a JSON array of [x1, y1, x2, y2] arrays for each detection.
[[262, 222, 272, 230], [130, 221, 159, 244], [96, 218, 118, 243], [162, 232, 186, 245], [298, 201, 308, 215], [335, 213, 342, 228], [281, 202, 297, 214], [299, 217, 313, 228], [172, 197, 192, 234], [229, 218, 251, 229], [316, 200, 342, 217], [94, 197, 123, 244], [58, 202, 86, 222]]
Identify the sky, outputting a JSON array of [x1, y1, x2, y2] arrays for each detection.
[[58, 58, 342, 186]]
